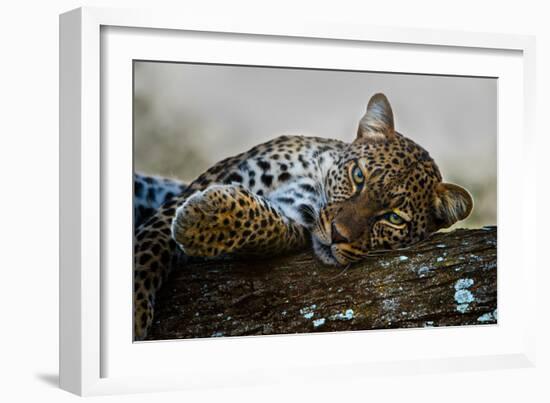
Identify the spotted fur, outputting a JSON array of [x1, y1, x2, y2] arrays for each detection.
[[133, 93, 473, 339], [134, 173, 186, 228]]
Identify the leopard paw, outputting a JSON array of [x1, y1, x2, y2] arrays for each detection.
[[171, 185, 256, 257]]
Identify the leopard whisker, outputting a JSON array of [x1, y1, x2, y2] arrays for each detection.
[[327, 263, 351, 281]]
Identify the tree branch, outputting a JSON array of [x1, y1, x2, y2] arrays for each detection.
[[147, 227, 497, 340]]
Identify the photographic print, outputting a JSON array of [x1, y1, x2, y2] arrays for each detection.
[[133, 62, 497, 341]]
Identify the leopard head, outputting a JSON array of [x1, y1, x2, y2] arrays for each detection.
[[312, 93, 473, 265]]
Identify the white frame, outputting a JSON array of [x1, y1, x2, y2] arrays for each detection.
[[59, 7, 537, 396]]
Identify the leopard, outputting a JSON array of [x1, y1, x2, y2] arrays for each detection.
[[133, 93, 473, 340]]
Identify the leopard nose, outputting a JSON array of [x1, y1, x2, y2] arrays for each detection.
[[331, 222, 349, 244]]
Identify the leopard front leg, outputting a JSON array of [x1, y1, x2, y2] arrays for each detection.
[[171, 184, 309, 258], [133, 199, 183, 340]]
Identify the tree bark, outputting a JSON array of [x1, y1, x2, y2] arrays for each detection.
[[147, 226, 497, 340]]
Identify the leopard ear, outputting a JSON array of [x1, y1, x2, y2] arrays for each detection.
[[356, 93, 396, 142], [433, 183, 474, 229]]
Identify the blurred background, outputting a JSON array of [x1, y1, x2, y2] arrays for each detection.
[[134, 62, 496, 229]]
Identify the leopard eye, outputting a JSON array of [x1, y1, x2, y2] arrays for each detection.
[[385, 212, 405, 226], [352, 165, 364, 185]]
